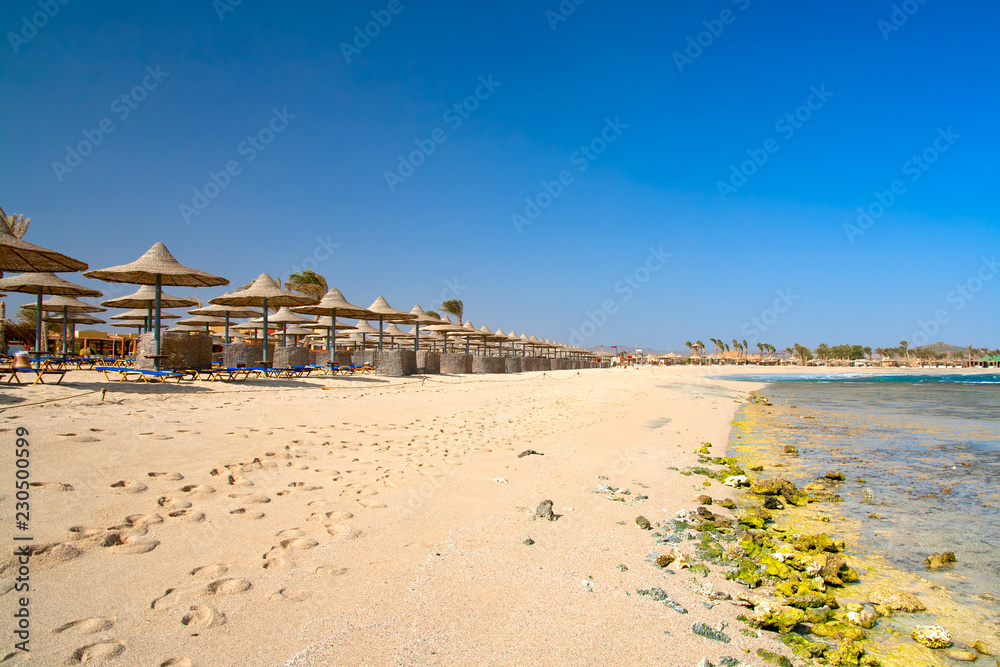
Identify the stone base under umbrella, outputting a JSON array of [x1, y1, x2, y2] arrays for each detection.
[[136, 331, 212, 370], [416, 350, 439, 374], [440, 353, 472, 375], [505, 357, 523, 374], [472, 357, 505, 374], [224, 342, 275, 368], [273, 345, 311, 369], [351, 349, 416, 376]]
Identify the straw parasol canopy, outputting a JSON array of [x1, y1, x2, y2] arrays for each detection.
[[268, 307, 312, 346], [365, 296, 417, 352], [0, 273, 101, 363], [188, 296, 261, 344], [177, 315, 227, 335], [100, 284, 198, 309], [424, 321, 465, 354], [382, 323, 413, 349], [0, 224, 88, 273], [406, 304, 442, 353], [292, 289, 375, 364], [167, 324, 206, 333], [84, 242, 228, 368], [210, 274, 317, 363], [113, 320, 167, 330], [22, 295, 106, 353], [110, 309, 179, 321]]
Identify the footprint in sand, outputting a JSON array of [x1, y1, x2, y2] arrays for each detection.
[[24, 542, 83, 568], [52, 617, 114, 634], [65, 526, 104, 542], [357, 499, 386, 509], [288, 482, 322, 491], [189, 564, 229, 578], [167, 509, 206, 523], [228, 492, 270, 504], [29, 481, 74, 491], [269, 587, 309, 602], [110, 480, 148, 494], [151, 588, 185, 611], [307, 510, 353, 523], [325, 524, 362, 539], [70, 435, 101, 443], [279, 538, 318, 550], [275, 528, 305, 539], [179, 485, 215, 495], [123, 514, 164, 529], [228, 508, 264, 519], [66, 640, 125, 663], [226, 475, 253, 487], [148, 472, 184, 481], [157, 497, 192, 510], [313, 566, 348, 577], [205, 578, 251, 595], [160, 659, 196, 667], [181, 605, 226, 628], [109, 536, 159, 555]]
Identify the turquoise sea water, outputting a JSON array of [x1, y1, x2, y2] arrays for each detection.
[[723, 373, 1000, 612]]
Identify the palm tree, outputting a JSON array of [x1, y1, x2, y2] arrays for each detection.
[[899, 340, 910, 366], [741, 339, 748, 359], [440, 299, 464, 325], [684, 340, 694, 357], [424, 310, 441, 319], [695, 340, 705, 358], [284, 270, 328, 300], [863, 346, 872, 361]]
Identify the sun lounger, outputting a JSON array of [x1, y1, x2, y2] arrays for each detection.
[[6, 368, 67, 385], [94, 366, 189, 384]]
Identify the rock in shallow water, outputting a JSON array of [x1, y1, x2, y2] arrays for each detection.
[[910, 624, 952, 648], [923, 551, 957, 570], [867, 587, 925, 612]]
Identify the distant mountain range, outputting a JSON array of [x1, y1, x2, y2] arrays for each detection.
[[913, 341, 967, 354]]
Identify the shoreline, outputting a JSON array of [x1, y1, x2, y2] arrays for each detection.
[[725, 380, 999, 666]]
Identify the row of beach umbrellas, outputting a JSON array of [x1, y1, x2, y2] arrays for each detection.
[[0, 228, 592, 369]]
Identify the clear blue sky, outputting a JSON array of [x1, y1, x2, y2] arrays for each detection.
[[2, 0, 997, 351]]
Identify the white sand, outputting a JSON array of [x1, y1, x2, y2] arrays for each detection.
[[0, 366, 827, 665]]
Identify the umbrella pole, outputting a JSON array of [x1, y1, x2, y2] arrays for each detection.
[[282, 322, 287, 348], [262, 297, 269, 364], [153, 275, 162, 371], [225, 314, 230, 344], [62, 306, 68, 355], [34, 287, 42, 368], [414, 324, 419, 352], [378, 317, 384, 352], [146, 304, 153, 332], [330, 310, 337, 368], [465, 337, 470, 355]]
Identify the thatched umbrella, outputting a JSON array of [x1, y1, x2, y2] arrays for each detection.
[[188, 297, 260, 344], [40, 311, 106, 353], [210, 274, 316, 365], [176, 314, 227, 335], [494, 328, 508, 357], [110, 309, 179, 325], [23, 295, 105, 354], [302, 316, 359, 358], [292, 288, 374, 366], [101, 285, 198, 334], [408, 304, 441, 353], [84, 243, 228, 369], [0, 224, 88, 273], [365, 297, 417, 352], [283, 323, 312, 347], [0, 273, 101, 365], [382, 323, 413, 349], [342, 320, 380, 352], [268, 307, 312, 347], [167, 324, 207, 333], [424, 321, 464, 354]]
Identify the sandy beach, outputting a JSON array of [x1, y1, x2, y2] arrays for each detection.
[[0, 366, 816, 666]]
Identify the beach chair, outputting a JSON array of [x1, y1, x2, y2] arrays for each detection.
[[94, 366, 189, 384], [6, 368, 68, 385]]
